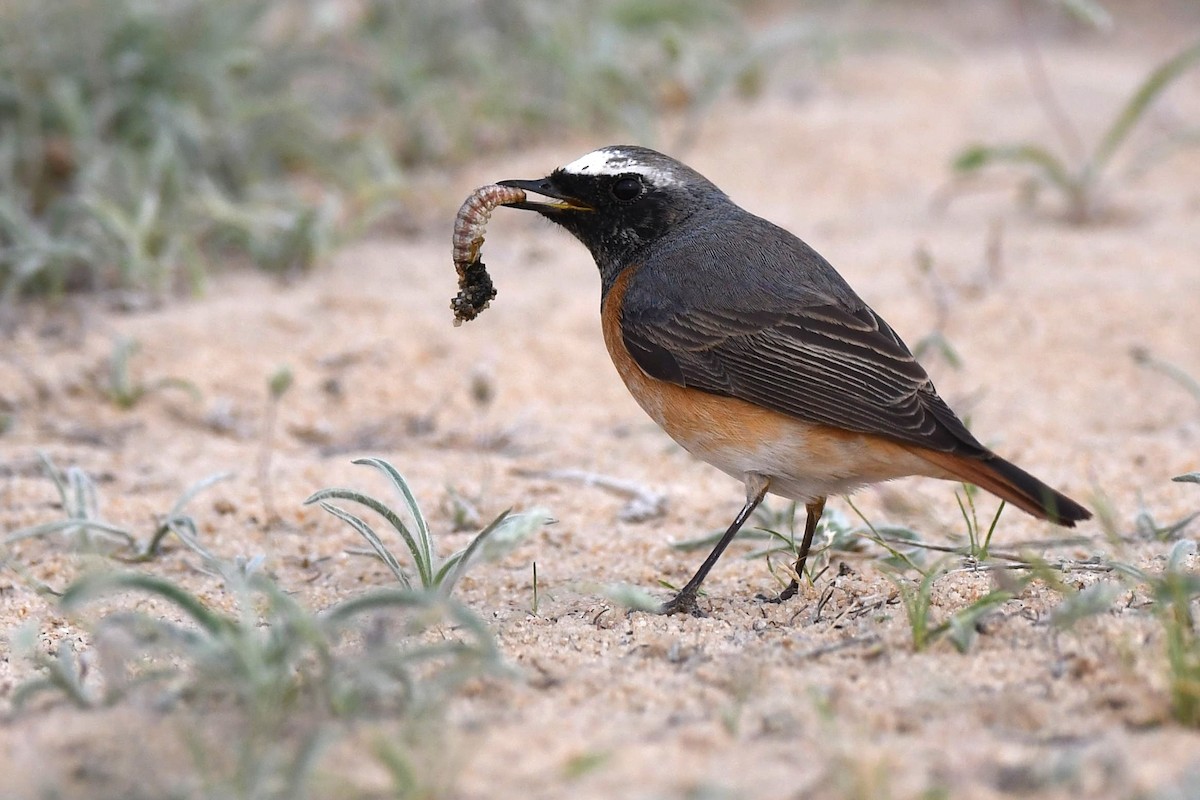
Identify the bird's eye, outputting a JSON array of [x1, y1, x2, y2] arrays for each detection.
[[611, 176, 643, 202]]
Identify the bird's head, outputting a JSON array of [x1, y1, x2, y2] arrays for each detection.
[[499, 145, 727, 275]]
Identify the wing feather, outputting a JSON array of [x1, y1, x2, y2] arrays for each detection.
[[622, 302, 985, 455]]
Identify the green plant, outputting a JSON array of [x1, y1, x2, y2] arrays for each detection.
[[1048, 580, 1122, 630], [1058, 476, 1200, 726], [258, 364, 293, 524], [3, 453, 231, 567], [562, 750, 613, 781], [1153, 474, 1200, 725], [1111, 541, 1200, 726], [0, 0, 348, 299], [531, 561, 540, 616], [102, 336, 199, 409], [841, 497, 928, 574], [443, 485, 484, 532], [600, 582, 663, 612], [953, 484, 1006, 561], [15, 563, 502, 797], [888, 563, 940, 651], [1132, 491, 1199, 542], [306, 457, 552, 595], [885, 561, 1023, 653], [0, 0, 763, 300], [1132, 346, 1200, 407], [953, 39, 1200, 223], [1162, 549, 1200, 727]]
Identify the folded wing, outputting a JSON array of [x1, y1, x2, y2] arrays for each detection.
[[622, 302, 988, 458]]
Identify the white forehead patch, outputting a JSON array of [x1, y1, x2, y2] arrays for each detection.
[[560, 148, 679, 187]]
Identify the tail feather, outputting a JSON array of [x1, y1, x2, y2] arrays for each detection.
[[917, 450, 1092, 527]]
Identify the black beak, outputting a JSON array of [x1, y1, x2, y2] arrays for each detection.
[[497, 178, 593, 213]]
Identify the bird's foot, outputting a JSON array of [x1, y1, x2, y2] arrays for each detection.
[[659, 590, 704, 616], [756, 579, 799, 605]]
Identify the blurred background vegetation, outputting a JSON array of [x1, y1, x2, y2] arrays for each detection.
[[2, 0, 1192, 305], [0, 0, 772, 301]]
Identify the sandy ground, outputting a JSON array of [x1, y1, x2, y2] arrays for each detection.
[[3, 3, 1200, 798]]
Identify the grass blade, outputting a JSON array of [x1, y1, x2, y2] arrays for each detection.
[[305, 487, 430, 586], [322, 587, 433, 626], [352, 457, 435, 576], [947, 588, 1015, 653], [845, 497, 926, 575], [168, 472, 234, 520], [61, 572, 232, 636], [318, 501, 412, 589], [982, 501, 1006, 555], [1091, 40, 1200, 176], [436, 509, 512, 594], [4, 519, 136, 547], [1050, 581, 1121, 629], [1166, 540, 1197, 575], [952, 143, 1076, 193]]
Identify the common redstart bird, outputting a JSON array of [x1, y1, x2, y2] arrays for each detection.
[[497, 145, 1091, 615]]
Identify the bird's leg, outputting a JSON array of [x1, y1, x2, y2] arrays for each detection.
[[765, 496, 827, 604], [661, 474, 770, 616]]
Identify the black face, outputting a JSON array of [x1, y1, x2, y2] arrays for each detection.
[[498, 164, 703, 273]]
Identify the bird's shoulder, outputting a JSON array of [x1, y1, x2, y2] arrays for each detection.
[[620, 208, 865, 321]]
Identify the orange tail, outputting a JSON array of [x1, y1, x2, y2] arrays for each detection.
[[916, 450, 1092, 528]]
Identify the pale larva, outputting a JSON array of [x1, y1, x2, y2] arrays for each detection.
[[451, 184, 526, 325]]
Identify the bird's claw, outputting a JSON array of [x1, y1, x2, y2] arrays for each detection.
[[659, 591, 704, 616], [756, 580, 799, 605]]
